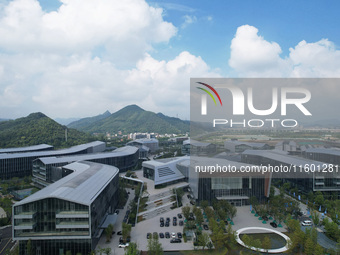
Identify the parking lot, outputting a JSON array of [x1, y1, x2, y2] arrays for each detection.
[[131, 206, 194, 252]]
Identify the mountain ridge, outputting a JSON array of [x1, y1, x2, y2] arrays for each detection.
[[67, 105, 190, 134], [0, 112, 94, 148]]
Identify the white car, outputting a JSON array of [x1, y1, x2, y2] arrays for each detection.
[[301, 220, 312, 226], [118, 243, 129, 248], [171, 232, 176, 238]]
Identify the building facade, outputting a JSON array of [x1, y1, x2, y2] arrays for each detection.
[[0, 141, 105, 180], [241, 149, 340, 198], [13, 161, 119, 255], [32, 146, 139, 187], [127, 138, 159, 153]]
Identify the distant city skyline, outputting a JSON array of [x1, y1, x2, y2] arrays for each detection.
[[0, 0, 340, 120]]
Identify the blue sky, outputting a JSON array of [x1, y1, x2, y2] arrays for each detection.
[[0, 0, 340, 119]]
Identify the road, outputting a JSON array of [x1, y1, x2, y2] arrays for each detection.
[[0, 226, 15, 255]]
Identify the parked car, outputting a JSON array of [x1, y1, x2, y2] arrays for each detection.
[[203, 224, 209, 230], [173, 221, 177, 226], [170, 238, 182, 243], [166, 217, 170, 222], [173, 216, 177, 221], [160, 217, 164, 222], [165, 232, 170, 238], [177, 213, 182, 219], [301, 220, 312, 226], [270, 222, 277, 228], [165, 221, 169, 227], [160, 222, 164, 227], [171, 232, 176, 238], [177, 232, 182, 238], [147, 233, 151, 239], [117, 231, 122, 235], [118, 243, 129, 248], [159, 232, 164, 239], [179, 220, 183, 226]]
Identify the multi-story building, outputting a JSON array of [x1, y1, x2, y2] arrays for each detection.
[[241, 149, 340, 198], [127, 138, 159, 153], [224, 140, 270, 153], [143, 156, 270, 205], [181, 139, 216, 156], [0, 141, 105, 179], [32, 146, 139, 187], [13, 161, 119, 255], [189, 157, 271, 206]]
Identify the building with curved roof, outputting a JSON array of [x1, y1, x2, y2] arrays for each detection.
[[13, 161, 119, 255]]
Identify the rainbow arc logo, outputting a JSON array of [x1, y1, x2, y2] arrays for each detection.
[[196, 82, 223, 106]]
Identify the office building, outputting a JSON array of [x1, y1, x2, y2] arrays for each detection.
[[181, 139, 216, 156], [224, 140, 270, 153], [32, 146, 139, 187], [0, 141, 105, 179], [13, 161, 119, 255], [127, 138, 159, 153]]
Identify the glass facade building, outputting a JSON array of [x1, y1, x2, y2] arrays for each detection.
[[32, 146, 139, 187], [0, 141, 105, 180], [13, 161, 119, 255]]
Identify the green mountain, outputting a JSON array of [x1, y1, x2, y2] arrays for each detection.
[[68, 105, 190, 134], [67, 110, 111, 130], [0, 112, 94, 148]]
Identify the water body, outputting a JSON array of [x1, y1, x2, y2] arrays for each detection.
[[240, 233, 286, 249]]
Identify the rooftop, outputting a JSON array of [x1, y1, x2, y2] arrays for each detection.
[[36, 146, 138, 165], [305, 147, 340, 156], [242, 149, 327, 166], [15, 161, 119, 206], [0, 144, 53, 153], [0, 141, 104, 160]]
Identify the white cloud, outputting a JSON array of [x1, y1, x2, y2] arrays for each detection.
[[229, 25, 340, 77], [0, 0, 177, 64], [181, 15, 197, 28]]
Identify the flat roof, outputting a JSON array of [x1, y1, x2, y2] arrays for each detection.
[[242, 149, 326, 166], [0, 144, 53, 153], [36, 146, 138, 165], [0, 141, 104, 160], [14, 161, 119, 206], [183, 139, 211, 147], [225, 140, 268, 148], [305, 147, 340, 156]]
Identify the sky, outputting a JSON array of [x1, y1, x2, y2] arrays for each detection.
[[0, 0, 340, 120]]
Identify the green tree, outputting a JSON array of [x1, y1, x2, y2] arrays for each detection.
[[304, 237, 314, 255], [26, 239, 32, 255], [66, 251, 72, 255], [197, 232, 210, 250], [182, 205, 191, 220], [262, 236, 271, 254], [124, 242, 138, 255], [312, 211, 319, 226], [147, 235, 163, 255], [200, 200, 209, 210], [122, 222, 132, 243]]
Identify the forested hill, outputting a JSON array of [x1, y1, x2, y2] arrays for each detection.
[[68, 105, 190, 134], [0, 112, 94, 148]]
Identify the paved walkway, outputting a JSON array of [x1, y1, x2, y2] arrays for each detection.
[[95, 188, 135, 255], [232, 206, 287, 233]]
